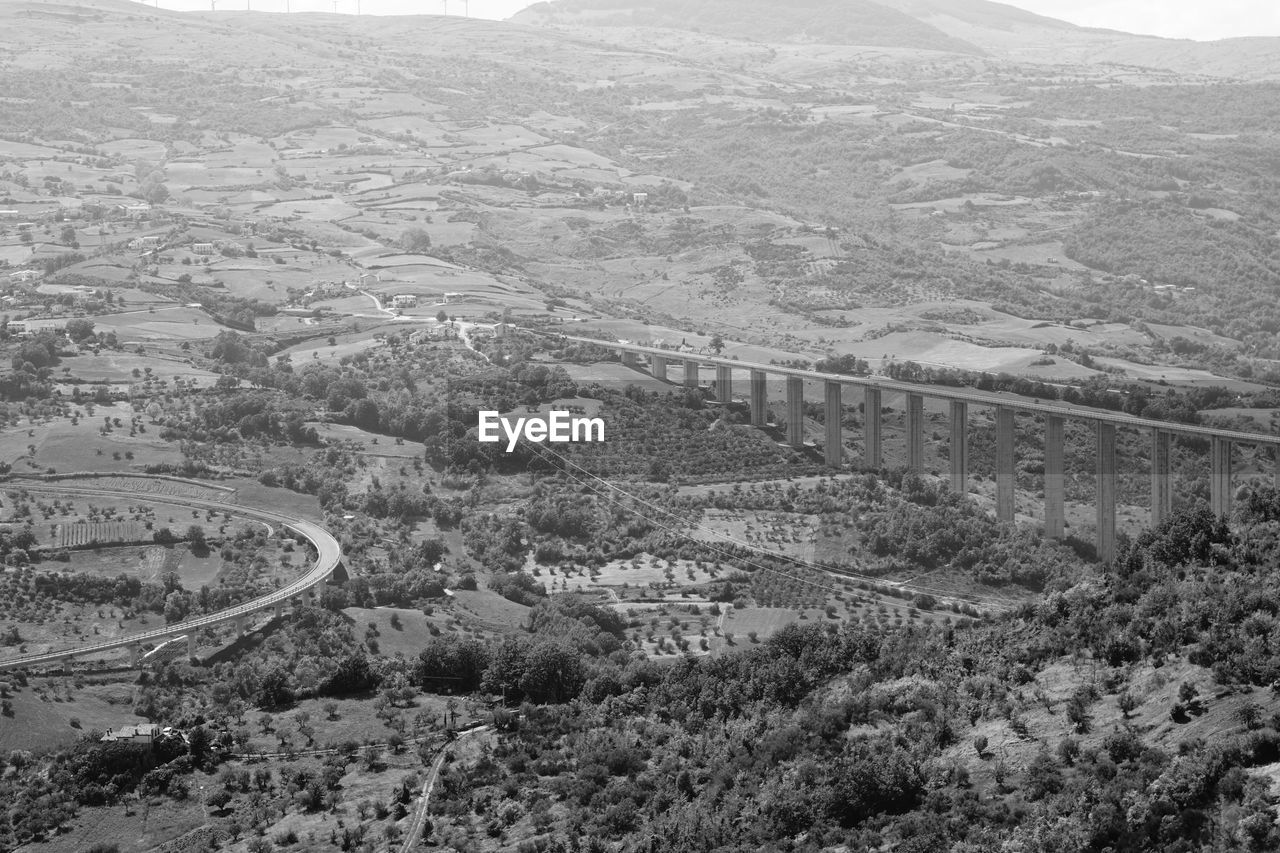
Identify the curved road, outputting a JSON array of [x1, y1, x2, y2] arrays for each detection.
[[0, 481, 342, 672]]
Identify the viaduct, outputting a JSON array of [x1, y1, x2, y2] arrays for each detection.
[[539, 332, 1280, 562], [0, 482, 342, 673]]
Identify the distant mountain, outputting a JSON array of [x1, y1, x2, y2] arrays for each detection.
[[514, 0, 1280, 80], [879, 0, 1280, 80], [512, 0, 986, 54], [875, 0, 1079, 32]]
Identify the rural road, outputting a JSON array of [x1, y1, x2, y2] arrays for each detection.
[[0, 480, 342, 672], [400, 725, 490, 853]]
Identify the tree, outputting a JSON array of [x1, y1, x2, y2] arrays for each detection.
[[65, 318, 95, 342], [188, 725, 211, 767], [186, 524, 207, 553], [709, 334, 725, 354], [518, 640, 586, 704], [205, 787, 232, 812], [400, 227, 432, 253], [258, 664, 294, 707], [140, 174, 169, 205], [163, 590, 189, 624]]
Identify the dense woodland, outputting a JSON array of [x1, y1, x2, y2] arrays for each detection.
[[9, 499, 1280, 850]]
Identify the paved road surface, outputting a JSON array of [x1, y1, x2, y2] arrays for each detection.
[[0, 480, 341, 672]]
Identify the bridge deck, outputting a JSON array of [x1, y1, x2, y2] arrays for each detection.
[[537, 331, 1280, 447], [0, 483, 341, 672]]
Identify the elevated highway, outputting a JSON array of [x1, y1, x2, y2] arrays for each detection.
[[0, 481, 342, 673], [529, 329, 1280, 561]]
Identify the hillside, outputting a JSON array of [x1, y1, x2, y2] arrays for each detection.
[[513, 0, 985, 53], [881, 0, 1280, 80], [515, 0, 1280, 80], [1, 3, 1280, 852]]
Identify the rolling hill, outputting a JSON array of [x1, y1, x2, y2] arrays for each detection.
[[515, 0, 1280, 80], [512, 0, 985, 53]]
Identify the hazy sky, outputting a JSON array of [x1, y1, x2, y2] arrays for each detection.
[[151, 0, 1280, 42]]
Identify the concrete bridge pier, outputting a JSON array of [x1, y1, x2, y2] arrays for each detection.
[[130, 644, 142, 667], [1045, 415, 1065, 540], [651, 355, 668, 382], [1151, 429, 1173, 527], [864, 388, 882, 469], [187, 634, 196, 659], [683, 360, 700, 388], [996, 406, 1016, 522], [315, 575, 327, 597], [824, 381, 843, 468], [949, 401, 968, 493], [749, 370, 767, 426], [621, 350, 639, 367], [906, 393, 924, 472], [235, 615, 247, 637], [1096, 422, 1118, 562], [716, 365, 733, 403], [786, 377, 804, 448], [301, 587, 313, 608], [274, 603, 283, 620], [1211, 437, 1233, 517]]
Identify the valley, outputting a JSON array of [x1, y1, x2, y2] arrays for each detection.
[[0, 0, 1279, 851]]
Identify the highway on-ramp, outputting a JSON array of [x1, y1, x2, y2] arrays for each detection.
[[0, 480, 342, 673]]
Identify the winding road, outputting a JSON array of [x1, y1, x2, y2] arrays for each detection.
[[0, 480, 343, 673], [400, 725, 490, 853]]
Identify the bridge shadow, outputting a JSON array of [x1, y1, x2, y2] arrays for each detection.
[[200, 605, 358, 669]]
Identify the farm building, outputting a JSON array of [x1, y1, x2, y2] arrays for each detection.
[[410, 325, 453, 344], [116, 203, 151, 219], [192, 242, 215, 255], [8, 270, 39, 283], [101, 723, 160, 747], [392, 294, 417, 309]]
